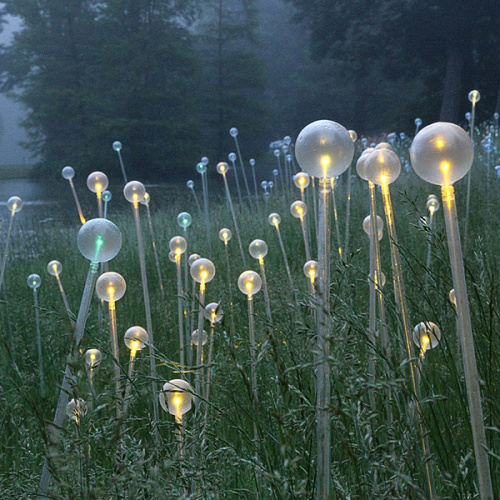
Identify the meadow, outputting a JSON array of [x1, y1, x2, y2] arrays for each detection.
[[0, 122, 499, 499]]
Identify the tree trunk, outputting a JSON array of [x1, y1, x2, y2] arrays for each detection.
[[439, 45, 463, 123]]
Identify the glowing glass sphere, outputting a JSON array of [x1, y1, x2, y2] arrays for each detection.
[[400, 133, 406, 140], [284, 135, 292, 145], [112, 141, 122, 152], [274, 149, 280, 157], [269, 181, 274, 189], [169, 236, 188, 256], [86, 171, 109, 194], [84, 348, 102, 368], [249, 158, 256, 166], [219, 228, 232, 243], [205, 302, 223, 323], [196, 162, 206, 174], [123, 181, 146, 204], [177, 212, 192, 230], [249, 239, 268, 259], [66, 398, 87, 422], [268, 213, 281, 227], [62, 166, 75, 180], [349, 130, 358, 142], [415, 118, 422, 127], [362, 215, 384, 237], [124, 326, 148, 351], [140, 192, 150, 206], [7, 196, 23, 213], [229, 127, 238, 137], [168, 251, 176, 263], [159, 379, 194, 416], [410, 122, 474, 186], [102, 190, 112, 202], [261, 181, 268, 190], [375, 142, 393, 151], [368, 272, 386, 288], [412, 321, 441, 351], [77, 218, 122, 263], [294, 172, 310, 189], [190, 258, 215, 284], [282, 145, 289, 153], [295, 120, 354, 178], [216, 162, 228, 174], [191, 329, 208, 346], [286, 154, 292, 162], [47, 260, 62, 276], [468, 90, 480, 103], [201, 157, 209, 166], [364, 148, 401, 186], [272, 169, 278, 177], [188, 253, 200, 266], [228, 152, 236, 162], [303, 260, 318, 281], [290, 200, 307, 218], [238, 270, 262, 297], [426, 195, 440, 212], [27, 273, 41, 289], [96, 272, 126, 302], [187, 180, 194, 189]]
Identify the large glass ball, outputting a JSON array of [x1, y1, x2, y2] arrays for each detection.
[[177, 212, 192, 230], [362, 215, 384, 237], [190, 258, 215, 284], [201, 157, 209, 166], [295, 120, 354, 178], [205, 302, 223, 323], [124, 326, 148, 351], [96, 272, 126, 302], [62, 166, 75, 180], [290, 200, 307, 218], [77, 218, 122, 263], [47, 260, 62, 276], [191, 329, 208, 346], [355, 148, 374, 181], [159, 379, 194, 416], [27, 274, 41, 289], [268, 213, 281, 227], [375, 142, 393, 151], [238, 270, 262, 297], [249, 239, 268, 259], [87, 171, 109, 194], [169, 236, 187, 256], [294, 172, 310, 189], [364, 148, 401, 186], [188, 254, 201, 266], [123, 181, 146, 203], [7, 196, 23, 213], [410, 122, 473, 186]]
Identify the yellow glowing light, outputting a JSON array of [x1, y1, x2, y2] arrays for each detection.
[[223, 232, 228, 239], [272, 218, 278, 226], [246, 282, 253, 292], [320, 155, 331, 168], [173, 394, 182, 407], [90, 353, 96, 361], [309, 269, 316, 279], [133, 193, 138, 202], [299, 178, 305, 186], [12, 203, 17, 211], [436, 139, 445, 149], [131, 340, 139, 351], [440, 161, 450, 172], [201, 270, 208, 280], [380, 174, 388, 184], [52, 264, 58, 272], [422, 335, 430, 346], [107, 286, 115, 297], [95, 183, 102, 192]]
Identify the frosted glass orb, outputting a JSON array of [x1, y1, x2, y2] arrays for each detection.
[[205, 302, 223, 323], [238, 270, 262, 297], [465, 112, 471, 121], [191, 329, 208, 346], [216, 162, 228, 174], [468, 90, 480, 103], [249, 158, 256, 166], [349, 130, 358, 142], [86, 171, 108, 194], [66, 398, 87, 422], [140, 192, 150, 206], [196, 162, 206, 174], [295, 120, 354, 178], [201, 157, 209, 166], [400, 133, 406, 140], [112, 141, 122, 152], [168, 251, 176, 263], [426, 195, 440, 212], [286, 154, 292, 162], [364, 148, 401, 185], [410, 122, 473, 186], [290, 200, 307, 218], [187, 180, 194, 189], [124, 326, 148, 351], [284, 135, 292, 145], [62, 166, 75, 180], [219, 228, 232, 242], [96, 272, 126, 302], [355, 148, 374, 181], [362, 215, 384, 236], [274, 149, 280, 157], [272, 169, 278, 177], [84, 348, 102, 368], [102, 190, 112, 202], [77, 218, 122, 263], [282, 145, 289, 153], [249, 239, 268, 259], [269, 181, 274, 189], [268, 213, 281, 227], [47, 260, 62, 276], [27, 274, 41, 289], [159, 379, 194, 416], [294, 172, 310, 189], [190, 258, 215, 284], [368, 272, 386, 288], [495, 112, 499, 121], [123, 181, 146, 203], [7, 196, 23, 213], [169, 236, 187, 256], [188, 254, 201, 266], [375, 142, 393, 151], [228, 152, 237, 162], [449, 289, 456, 307], [229, 127, 238, 137], [261, 181, 268, 190], [303, 260, 318, 280], [415, 118, 422, 127], [177, 212, 192, 230], [412, 321, 441, 351]]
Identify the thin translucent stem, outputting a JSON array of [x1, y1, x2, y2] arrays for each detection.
[[441, 185, 493, 500], [426, 210, 435, 269], [108, 302, 121, 419], [55, 273, 75, 329], [97, 192, 103, 218], [0, 211, 15, 291], [68, 178, 86, 225], [203, 321, 216, 431], [274, 226, 293, 289], [464, 99, 477, 252], [145, 202, 165, 301], [234, 136, 252, 199], [299, 216, 311, 261], [222, 173, 246, 267], [224, 244, 236, 346], [367, 223, 376, 408], [331, 178, 342, 259], [116, 150, 128, 184], [344, 164, 353, 257], [201, 172, 212, 253], [230, 159, 243, 205], [311, 177, 319, 236], [195, 283, 206, 411], [176, 256, 185, 368], [248, 296, 258, 403], [251, 162, 259, 199], [189, 188, 203, 217], [121, 350, 137, 418], [258, 258, 273, 325], [33, 288, 45, 400]]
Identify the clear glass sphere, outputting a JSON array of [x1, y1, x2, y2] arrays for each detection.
[[303, 260, 318, 280], [412, 321, 441, 351], [7, 196, 23, 213], [465, 112, 471, 121], [229, 127, 238, 137], [124, 326, 148, 351], [187, 180, 194, 189], [249, 158, 256, 166], [168, 251, 176, 263], [191, 329, 208, 346], [362, 215, 384, 236], [282, 145, 289, 153], [468, 90, 480, 103], [294, 172, 310, 189], [365, 148, 401, 185], [261, 181, 268, 190], [84, 348, 102, 368], [268, 181, 274, 189], [102, 190, 112, 202], [188, 253, 200, 266], [272, 169, 278, 177], [249, 239, 268, 259], [196, 162, 206, 174], [205, 302, 223, 323], [238, 270, 262, 297], [177, 212, 192, 229], [216, 162, 228, 174], [159, 379, 194, 416], [368, 272, 386, 288], [286, 154, 292, 162], [66, 398, 87, 422], [190, 258, 215, 284], [400, 133, 406, 140], [47, 260, 62, 276], [96, 272, 126, 302], [349, 130, 358, 142], [87, 171, 109, 194], [62, 166, 75, 180], [375, 142, 393, 151], [219, 228, 232, 242], [77, 218, 122, 263], [169, 236, 188, 256], [295, 120, 354, 178], [201, 157, 209, 166], [112, 141, 122, 152], [290, 200, 307, 218], [268, 213, 281, 227], [426, 195, 440, 212], [495, 112, 499, 121], [228, 152, 236, 162], [355, 148, 374, 181], [410, 122, 474, 186], [415, 118, 422, 127], [274, 149, 280, 157], [27, 273, 41, 289], [123, 181, 146, 203], [139, 192, 150, 206], [284, 135, 292, 145]]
